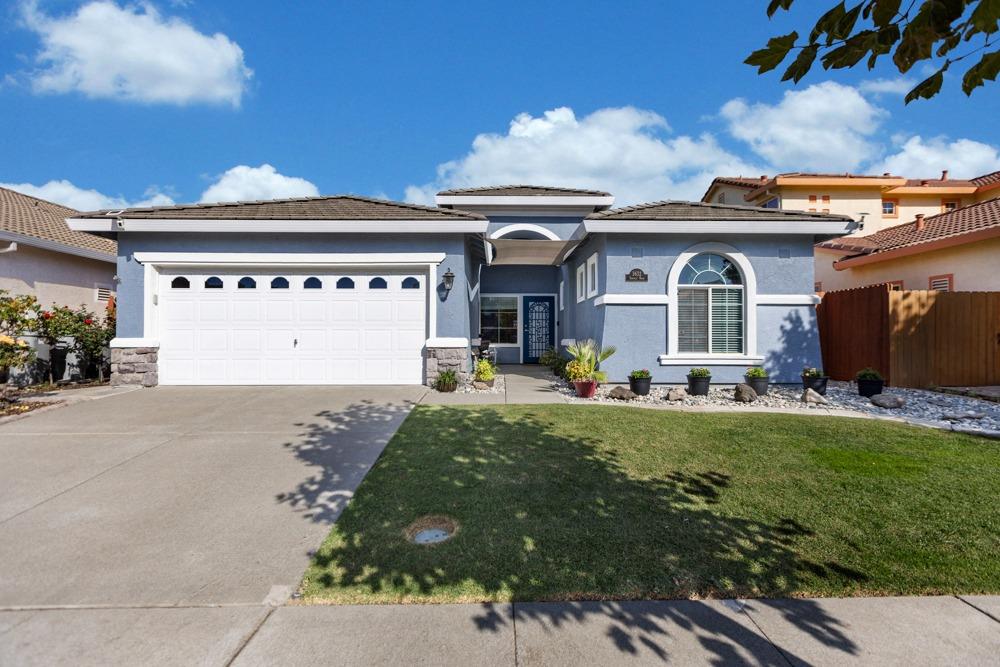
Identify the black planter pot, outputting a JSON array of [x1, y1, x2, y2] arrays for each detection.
[[745, 376, 770, 396], [629, 377, 651, 396], [801, 375, 829, 395], [687, 375, 711, 396], [857, 378, 884, 397]]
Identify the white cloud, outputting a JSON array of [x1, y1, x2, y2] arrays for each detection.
[[0, 179, 175, 211], [720, 81, 887, 172], [875, 136, 1000, 178], [199, 164, 319, 203], [20, 0, 252, 106], [405, 106, 760, 205], [858, 78, 915, 95]]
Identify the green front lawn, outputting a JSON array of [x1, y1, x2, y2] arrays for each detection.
[[300, 405, 1000, 604]]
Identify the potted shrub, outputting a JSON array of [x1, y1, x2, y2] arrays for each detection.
[[435, 369, 458, 393], [801, 367, 828, 395], [565, 339, 617, 398], [744, 366, 769, 396], [855, 367, 885, 397], [628, 369, 652, 396], [566, 360, 597, 398], [687, 367, 711, 396], [474, 358, 496, 387]]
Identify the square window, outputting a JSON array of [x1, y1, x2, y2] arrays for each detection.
[[882, 199, 897, 217], [586, 253, 598, 299], [480, 296, 518, 345]]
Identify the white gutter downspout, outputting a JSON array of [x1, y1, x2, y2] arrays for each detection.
[[0, 241, 17, 254]]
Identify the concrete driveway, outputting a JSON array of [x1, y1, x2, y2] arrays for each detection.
[[0, 385, 424, 609]]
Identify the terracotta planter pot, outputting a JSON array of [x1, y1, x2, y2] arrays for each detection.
[[628, 377, 651, 396], [573, 380, 598, 398]]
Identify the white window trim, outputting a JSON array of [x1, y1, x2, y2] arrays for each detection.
[[489, 223, 560, 240], [576, 265, 586, 303], [666, 242, 758, 359], [479, 293, 522, 349], [586, 253, 598, 299]]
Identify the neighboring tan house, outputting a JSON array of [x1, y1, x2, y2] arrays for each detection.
[[67, 189, 852, 387], [702, 170, 1000, 291], [0, 186, 117, 310], [815, 197, 1000, 292]]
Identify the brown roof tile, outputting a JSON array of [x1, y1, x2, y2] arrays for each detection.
[[437, 185, 611, 196], [75, 195, 486, 220], [0, 187, 115, 257], [827, 197, 1000, 257], [972, 170, 1000, 187], [587, 200, 853, 222]]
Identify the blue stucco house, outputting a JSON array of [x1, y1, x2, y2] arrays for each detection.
[[67, 186, 853, 387]]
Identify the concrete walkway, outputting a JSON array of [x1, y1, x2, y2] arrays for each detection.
[[421, 365, 565, 405], [4, 595, 998, 665]]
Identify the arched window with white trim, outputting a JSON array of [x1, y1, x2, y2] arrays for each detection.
[[677, 253, 744, 354]]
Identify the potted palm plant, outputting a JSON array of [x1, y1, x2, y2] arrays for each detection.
[[687, 367, 711, 396], [628, 369, 652, 396], [801, 367, 828, 395], [855, 367, 884, 397], [744, 366, 769, 396], [565, 339, 617, 398]]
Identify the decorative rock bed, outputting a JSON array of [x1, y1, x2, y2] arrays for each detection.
[[455, 373, 506, 395], [552, 377, 1000, 436]]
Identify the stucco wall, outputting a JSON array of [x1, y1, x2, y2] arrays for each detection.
[[816, 236, 1000, 292], [114, 233, 470, 340], [0, 243, 114, 309]]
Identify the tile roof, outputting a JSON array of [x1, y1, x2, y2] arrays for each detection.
[[74, 195, 486, 220], [709, 176, 768, 188], [436, 185, 611, 196], [0, 187, 115, 257], [897, 177, 975, 187], [971, 170, 1000, 187], [820, 197, 1000, 257], [586, 200, 853, 221]]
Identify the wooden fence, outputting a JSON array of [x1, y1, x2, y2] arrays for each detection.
[[817, 284, 1000, 388]]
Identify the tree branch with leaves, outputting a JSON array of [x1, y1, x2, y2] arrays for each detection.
[[746, 0, 999, 102]]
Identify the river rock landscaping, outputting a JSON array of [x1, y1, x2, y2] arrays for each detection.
[[551, 377, 1000, 436]]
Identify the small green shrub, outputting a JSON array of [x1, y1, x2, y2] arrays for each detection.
[[551, 357, 568, 379], [688, 367, 711, 378], [435, 369, 458, 391], [474, 358, 496, 382], [745, 366, 768, 378], [629, 369, 651, 379], [538, 346, 562, 368], [856, 367, 884, 381], [802, 367, 825, 378]]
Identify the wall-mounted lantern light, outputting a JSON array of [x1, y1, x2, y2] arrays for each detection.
[[442, 268, 456, 293]]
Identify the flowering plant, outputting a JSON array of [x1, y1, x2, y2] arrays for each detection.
[[628, 369, 651, 379]]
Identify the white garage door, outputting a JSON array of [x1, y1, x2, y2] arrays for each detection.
[[156, 269, 427, 385]]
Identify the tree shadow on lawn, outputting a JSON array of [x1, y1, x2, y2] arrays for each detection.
[[281, 404, 862, 663]]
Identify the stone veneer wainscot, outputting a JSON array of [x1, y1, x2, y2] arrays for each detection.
[[111, 347, 158, 387], [424, 345, 469, 386]]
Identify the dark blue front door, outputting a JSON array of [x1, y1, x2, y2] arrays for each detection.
[[522, 296, 555, 364]]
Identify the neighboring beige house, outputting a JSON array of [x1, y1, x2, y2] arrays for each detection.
[[702, 170, 1000, 292], [815, 197, 1000, 292], [0, 186, 116, 310]]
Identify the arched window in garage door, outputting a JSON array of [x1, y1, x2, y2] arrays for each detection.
[[204, 276, 224, 289], [270, 277, 289, 289], [171, 277, 190, 289], [402, 277, 420, 289], [336, 277, 355, 289], [368, 277, 388, 289], [304, 277, 323, 289], [238, 277, 257, 289]]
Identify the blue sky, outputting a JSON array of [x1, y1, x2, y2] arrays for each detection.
[[1, 0, 998, 210]]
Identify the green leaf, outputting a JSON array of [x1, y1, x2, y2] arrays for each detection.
[[810, 2, 847, 44], [871, 0, 903, 28], [905, 64, 948, 103], [961, 49, 1000, 95], [745, 31, 799, 74], [821, 31, 878, 69], [782, 44, 820, 81], [968, 0, 1000, 35], [936, 30, 962, 57], [831, 3, 865, 40], [767, 0, 795, 18]]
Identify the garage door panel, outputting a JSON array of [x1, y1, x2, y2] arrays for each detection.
[[159, 269, 427, 385]]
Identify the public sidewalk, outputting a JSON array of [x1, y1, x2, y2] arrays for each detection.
[[4, 595, 998, 665]]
